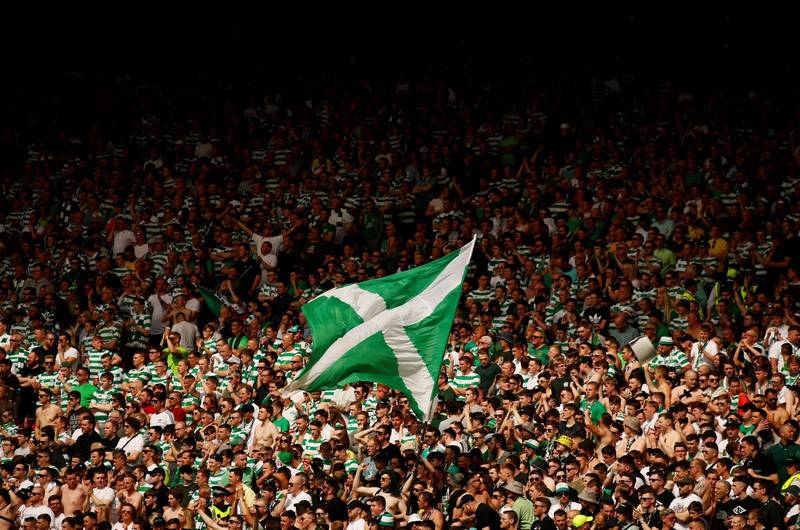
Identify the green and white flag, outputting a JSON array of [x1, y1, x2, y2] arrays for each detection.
[[283, 238, 475, 420]]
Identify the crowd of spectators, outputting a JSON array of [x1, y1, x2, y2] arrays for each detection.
[[0, 67, 799, 530]]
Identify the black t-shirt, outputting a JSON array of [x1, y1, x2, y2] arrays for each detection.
[[723, 496, 759, 518], [532, 516, 557, 530], [475, 363, 500, 394], [761, 498, 784, 530], [379, 443, 401, 463], [582, 306, 610, 326], [655, 490, 674, 508], [744, 453, 777, 479], [233, 257, 261, 295], [557, 420, 586, 440], [551, 376, 572, 399], [475, 503, 500, 530], [322, 496, 349, 523]]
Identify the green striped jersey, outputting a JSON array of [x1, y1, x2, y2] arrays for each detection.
[[208, 468, 230, 488], [276, 348, 302, 367], [230, 426, 249, 446], [125, 367, 151, 385], [452, 369, 481, 394], [148, 372, 172, 389], [85, 348, 111, 378], [302, 434, 324, 457], [669, 315, 689, 333], [1, 421, 17, 436], [103, 366, 125, 391], [8, 349, 27, 373], [60, 376, 79, 411], [648, 349, 689, 370], [92, 388, 115, 423], [36, 371, 60, 392], [468, 288, 492, 304]]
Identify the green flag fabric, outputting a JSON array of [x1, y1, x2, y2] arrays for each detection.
[[283, 238, 475, 420], [197, 285, 223, 317]]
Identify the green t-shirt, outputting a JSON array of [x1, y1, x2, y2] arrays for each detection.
[[76, 383, 99, 408], [580, 399, 607, 425], [272, 417, 290, 433]]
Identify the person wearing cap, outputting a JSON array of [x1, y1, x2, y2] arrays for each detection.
[[549, 483, 580, 518], [503, 481, 533, 530], [209, 486, 233, 521], [649, 336, 689, 371], [571, 514, 592, 530], [346, 500, 367, 530], [781, 457, 800, 492], [667, 476, 702, 530]]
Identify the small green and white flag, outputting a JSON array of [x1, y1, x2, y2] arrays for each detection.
[[283, 238, 475, 420]]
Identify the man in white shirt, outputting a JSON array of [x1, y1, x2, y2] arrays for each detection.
[[147, 278, 173, 342], [328, 197, 354, 245], [690, 324, 718, 370], [18, 486, 55, 525], [346, 501, 368, 530], [669, 477, 702, 530], [109, 216, 137, 257], [149, 395, 175, 428], [115, 417, 145, 462], [88, 470, 118, 522], [283, 475, 313, 512]]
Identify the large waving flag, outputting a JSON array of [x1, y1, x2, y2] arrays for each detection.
[[283, 238, 475, 421]]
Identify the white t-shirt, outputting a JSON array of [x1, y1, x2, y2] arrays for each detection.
[[690, 340, 718, 370], [252, 234, 283, 258], [285, 491, 313, 512], [669, 493, 702, 530], [328, 209, 353, 244], [116, 434, 145, 456], [147, 293, 173, 335], [59, 347, 80, 367], [186, 297, 202, 325], [112, 229, 137, 256], [134, 243, 150, 259], [172, 321, 199, 350], [89, 485, 118, 520], [150, 410, 175, 428], [346, 518, 367, 530], [19, 505, 55, 524]]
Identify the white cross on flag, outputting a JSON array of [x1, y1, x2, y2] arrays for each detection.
[[282, 238, 475, 420]]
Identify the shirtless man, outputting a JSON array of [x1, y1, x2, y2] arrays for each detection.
[[116, 473, 143, 514], [0, 488, 21, 530], [61, 469, 88, 517], [651, 413, 683, 459], [35, 388, 62, 430], [353, 463, 406, 515], [252, 406, 279, 447], [162, 491, 188, 527], [764, 388, 790, 429]]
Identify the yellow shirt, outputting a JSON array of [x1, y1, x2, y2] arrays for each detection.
[[708, 238, 729, 261]]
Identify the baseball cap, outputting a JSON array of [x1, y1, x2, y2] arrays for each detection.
[[572, 515, 593, 528], [555, 482, 570, 494]]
